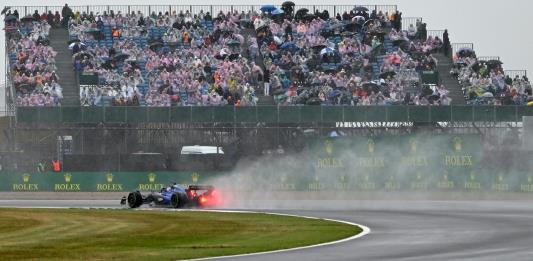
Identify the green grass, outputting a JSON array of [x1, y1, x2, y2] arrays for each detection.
[[0, 208, 362, 261]]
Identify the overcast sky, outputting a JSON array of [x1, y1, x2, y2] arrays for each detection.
[[1, 0, 531, 86]]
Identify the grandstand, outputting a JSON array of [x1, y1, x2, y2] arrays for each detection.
[[1, 4, 533, 174], [4, 4, 531, 109]]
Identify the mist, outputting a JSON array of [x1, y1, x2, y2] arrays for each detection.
[[204, 132, 532, 210]]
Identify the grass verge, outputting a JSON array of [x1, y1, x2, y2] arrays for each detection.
[[0, 208, 362, 261]]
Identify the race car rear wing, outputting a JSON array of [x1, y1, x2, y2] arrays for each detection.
[[188, 185, 214, 191]]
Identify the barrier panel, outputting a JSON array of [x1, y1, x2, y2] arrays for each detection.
[[478, 56, 500, 61], [1, 135, 531, 192], [8, 4, 397, 17], [402, 17, 422, 31], [427, 30, 445, 40], [0, 171, 224, 192], [15, 106, 533, 124], [505, 70, 528, 79]]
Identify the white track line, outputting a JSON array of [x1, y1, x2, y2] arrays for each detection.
[[173, 209, 371, 261]]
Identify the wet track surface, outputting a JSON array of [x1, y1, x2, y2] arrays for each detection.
[[1, 200, 532, 260]]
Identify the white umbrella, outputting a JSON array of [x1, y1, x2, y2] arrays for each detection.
[[320, 47, 334, 56], [482, 92, 494, 98], [273, 36, 283, 45]]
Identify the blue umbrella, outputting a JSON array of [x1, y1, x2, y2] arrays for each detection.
[[280, 41, 294, 50], [272, 8, 285, 15], [260, 5, 277, 12], [329, 90, 341, 98]]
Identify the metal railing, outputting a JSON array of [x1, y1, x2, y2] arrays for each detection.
[[9, 4, 397, 17], [401, 17, 422, 31], [14, 106, 533, 124], [427, 30, 445, 40], [478, 56, 500, 61], [505, 70, 528, 79]]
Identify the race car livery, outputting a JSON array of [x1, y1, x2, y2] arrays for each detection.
[[121, 184, 218, 208]]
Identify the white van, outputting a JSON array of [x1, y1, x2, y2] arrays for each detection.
[[180, 146, 224, 155]]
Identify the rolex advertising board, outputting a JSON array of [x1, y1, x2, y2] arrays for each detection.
[[0, 135, 531, 192], [305, 134, 504, 191], [0, 171, 222, 192]]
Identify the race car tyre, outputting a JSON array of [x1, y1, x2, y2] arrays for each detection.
[[171, 193, 180, 208], [127, 191, 143, 208], [178, 193, 188, 208], [171, 193, 188, 208]]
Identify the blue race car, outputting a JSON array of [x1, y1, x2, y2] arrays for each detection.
[[121, 184, 217, 208]]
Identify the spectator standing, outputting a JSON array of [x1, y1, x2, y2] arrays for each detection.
[[443, 29, 450, 57], [61, 4, 73, 27]]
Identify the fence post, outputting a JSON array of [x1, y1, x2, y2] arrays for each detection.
[[210, 5, 213, 15], [231, 5, 233, 13]]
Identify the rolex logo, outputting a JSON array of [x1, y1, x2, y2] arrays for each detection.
[[470, 171, 476, 181], [22, 173, 30, 183], [64, 173, 72, 183], [452, 137, 462, 152], [368, 139, 375, 154], [280, 175, 287, 183], [324, 140, 333, 155], [191, 172, 200, 183], [409, 138, 417, 153], [148, 173, 156, 183], [106, 173, 114, 183]]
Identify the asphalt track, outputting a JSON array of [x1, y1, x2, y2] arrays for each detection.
[[1, 199, 533, 261]]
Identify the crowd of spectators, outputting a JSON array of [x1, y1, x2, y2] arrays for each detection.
[[68, 8, 261, 106], [5, 4, 531, 107], [451, 50, 532, 105], [5, 14, 63, 106], [255, 7, 449, 106]]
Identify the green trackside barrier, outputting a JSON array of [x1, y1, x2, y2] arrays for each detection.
[[1, 135, 531, 192], [15, 106, 533, 124], [0, 171, 225, 192], [305, 134, 483, 191]]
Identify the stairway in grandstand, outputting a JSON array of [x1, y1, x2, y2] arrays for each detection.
[[240, 26, 274, 105], [434, 52, 465, 105], [49, 28, 79, 106]]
